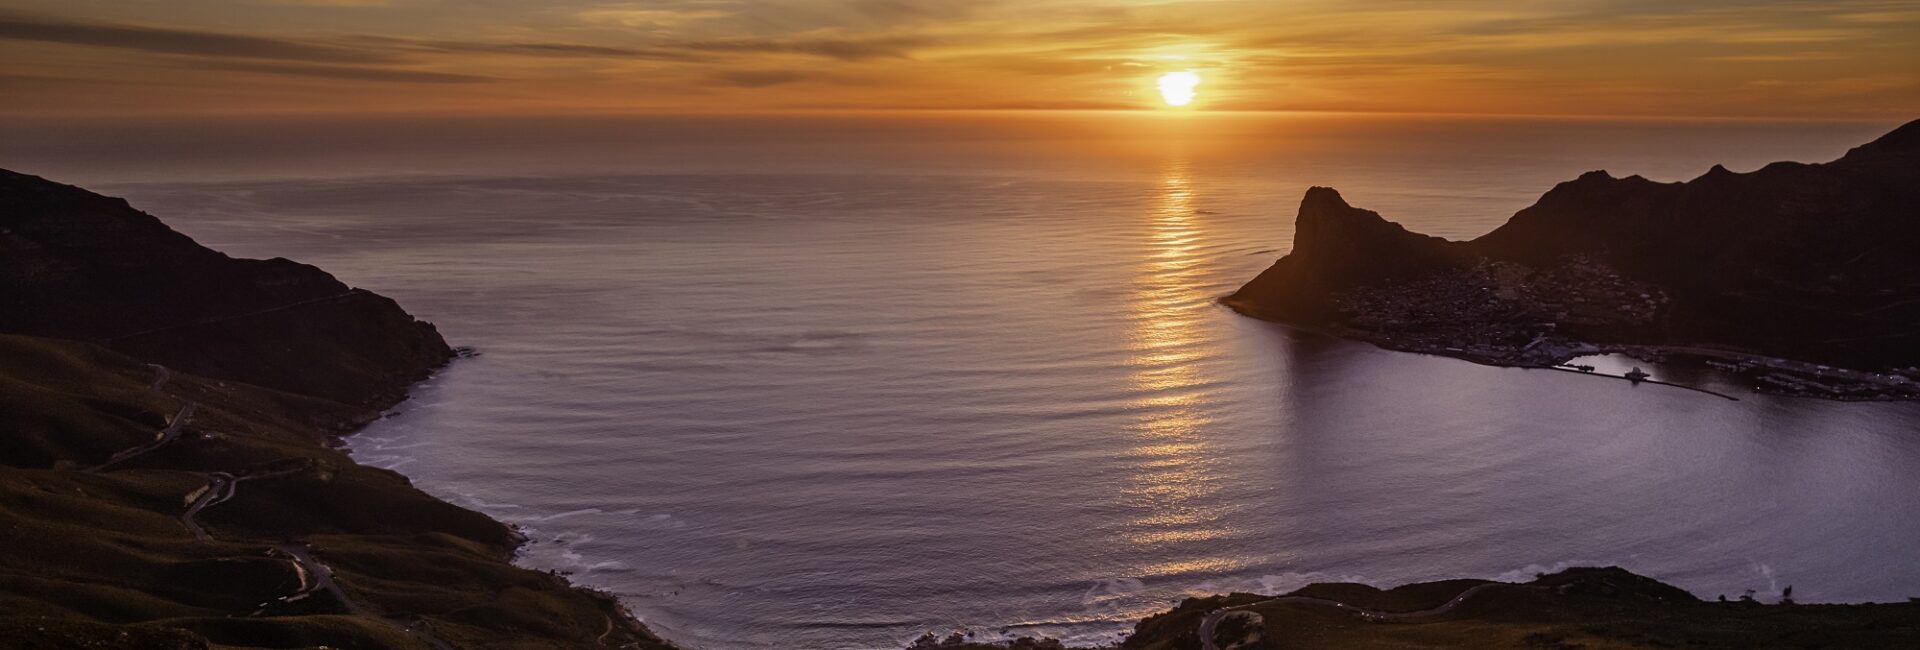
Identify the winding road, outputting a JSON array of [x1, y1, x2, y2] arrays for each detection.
[[1196, 583, 1508, 650], [179, 472, 236, 541], [85, 363, 459, 648], [264, 544, 455, 650], [88, 402, 196, 472], [146, 363, 174, 390], [179, 460, 312, 541]]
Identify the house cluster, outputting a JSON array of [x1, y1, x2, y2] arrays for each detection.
[[1333, 257, 1660, 367]]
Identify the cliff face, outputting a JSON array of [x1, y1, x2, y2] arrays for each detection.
[[0, 169, 452, 416], [1226, 119, 1920, 372], [1226, 187, 1463, 323]]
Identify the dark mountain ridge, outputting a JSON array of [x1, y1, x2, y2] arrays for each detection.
[[0, 169, 675, 649], [1225, 118, 1920, 395], [0, 169, 451, 417]]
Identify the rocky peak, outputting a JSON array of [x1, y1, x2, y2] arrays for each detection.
[[1223, 186, 1464, 322], [1290, 186, 1457, 273], [1695, 164, 1736, 181], [1293, 186, 1389, 256]]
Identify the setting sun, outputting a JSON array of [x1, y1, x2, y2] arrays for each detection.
[[1157, 71, 1202, 107]]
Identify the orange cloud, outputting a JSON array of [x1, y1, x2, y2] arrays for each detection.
[[0, 1, 1914, 117]]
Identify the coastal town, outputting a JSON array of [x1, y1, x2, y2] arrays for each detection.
[[1325, 257, 1920, 401]]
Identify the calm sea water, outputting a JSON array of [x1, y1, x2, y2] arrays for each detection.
[[7, 113, 1917, 649]]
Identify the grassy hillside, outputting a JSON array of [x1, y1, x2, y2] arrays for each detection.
[[0, 334, 675, 649]]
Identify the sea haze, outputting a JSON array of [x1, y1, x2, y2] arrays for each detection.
[[8, 113, 1916, 649]]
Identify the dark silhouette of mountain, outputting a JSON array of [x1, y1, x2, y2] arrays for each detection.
[[0, 170, 677, 649], [1226, 119, 1920, 396], [0, 169, 451, 415], [1229, 186, 1470, 324]]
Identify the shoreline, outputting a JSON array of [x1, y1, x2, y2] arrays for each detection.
[[0, 331, 679, 649], [0, 168, 680, 649], [1221, 297, 1920, 403], [342, 352, 675, 641], [1126, 567, 1920, 650]]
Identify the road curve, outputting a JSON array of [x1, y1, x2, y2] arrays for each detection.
[[179, 461, 313, 541], [89, 364, 186, 473], [1197, 583, 1508, 650], [267, 544, 456, 650], [85, 362, 454, 647], [147, 363, 173, 390], [179, 472, 236, 541], [89, 402, 196, 472]]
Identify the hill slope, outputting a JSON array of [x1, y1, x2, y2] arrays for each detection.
[[0, 170, 676, 649]]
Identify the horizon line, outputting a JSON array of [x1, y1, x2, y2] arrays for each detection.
[[0, 106, 1908, 124]]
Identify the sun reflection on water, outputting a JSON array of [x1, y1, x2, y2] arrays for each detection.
[[1115, 160, 1241, 577]]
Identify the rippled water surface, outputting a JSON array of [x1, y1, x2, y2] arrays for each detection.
[[9, 113, 1918, 649]]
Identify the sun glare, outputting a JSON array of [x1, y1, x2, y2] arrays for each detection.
[[1157, 71, 1201, 107]]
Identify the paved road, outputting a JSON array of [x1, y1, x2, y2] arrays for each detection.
[[266, 544, 456, 650], [89, 364, 190, 472], [84, 361, 457, 648], [268, 544, 372, 618], [179, 472, 236, 541], [179, 461, 312, 541], [89, 402, 196, 472], [147, 363, 173, 390], [1197, 583, 1508, 650]]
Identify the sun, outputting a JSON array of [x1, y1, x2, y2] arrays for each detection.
[[1157, 71, 1202, 107]]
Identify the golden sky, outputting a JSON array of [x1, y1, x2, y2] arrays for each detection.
[[2, 0, 1916, 117]]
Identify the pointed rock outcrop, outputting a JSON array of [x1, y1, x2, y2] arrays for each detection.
[[1225, 187, 1463, 323]]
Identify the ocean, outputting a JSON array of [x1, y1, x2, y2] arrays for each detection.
[[6, 112, 1916, 649]]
